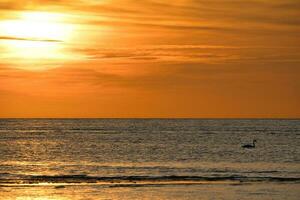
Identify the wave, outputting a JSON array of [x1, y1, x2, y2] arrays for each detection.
[[0, 174, 299, 185]]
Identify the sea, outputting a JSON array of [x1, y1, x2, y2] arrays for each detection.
[[0, 119, 299, 199]]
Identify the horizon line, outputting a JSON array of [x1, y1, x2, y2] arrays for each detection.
[[0, 117, 299, 120]]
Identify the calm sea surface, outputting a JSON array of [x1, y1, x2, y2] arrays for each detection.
[[0, 119, 299, 199]]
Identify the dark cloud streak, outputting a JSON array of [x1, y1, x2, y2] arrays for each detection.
[[0, 36, 62, 42]]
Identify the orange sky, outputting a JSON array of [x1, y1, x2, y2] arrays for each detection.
[[0, 0, 299, 118]]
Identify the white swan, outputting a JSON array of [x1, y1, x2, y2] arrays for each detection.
[[242, 139, 257, 148]]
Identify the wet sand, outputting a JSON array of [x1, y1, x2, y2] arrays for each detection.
[[1, 181, 299, 200]]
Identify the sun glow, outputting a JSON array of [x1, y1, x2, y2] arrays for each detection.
[[0, 11, 75, 70]]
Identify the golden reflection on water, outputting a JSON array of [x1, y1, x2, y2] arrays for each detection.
[[11, 187, 71, 200]]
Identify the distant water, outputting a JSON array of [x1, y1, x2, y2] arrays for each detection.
[[0, 119, 299, 199]]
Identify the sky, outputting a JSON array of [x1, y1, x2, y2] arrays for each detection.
[[0, 0, 299, 118]]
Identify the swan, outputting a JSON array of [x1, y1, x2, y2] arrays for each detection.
[[242, 139, 257, 148]]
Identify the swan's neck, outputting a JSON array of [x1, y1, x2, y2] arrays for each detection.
[[253, 141, 256, 147]]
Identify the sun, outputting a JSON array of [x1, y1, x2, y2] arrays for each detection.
[[0, 11, 75, 70], [1, 12, 70, 41]]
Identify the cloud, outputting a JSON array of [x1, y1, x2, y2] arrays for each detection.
[[0, 0, 74, 10], [77, 0, 300, 28], [0, 36, 62, 42], [75, 45, 239, 64]]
